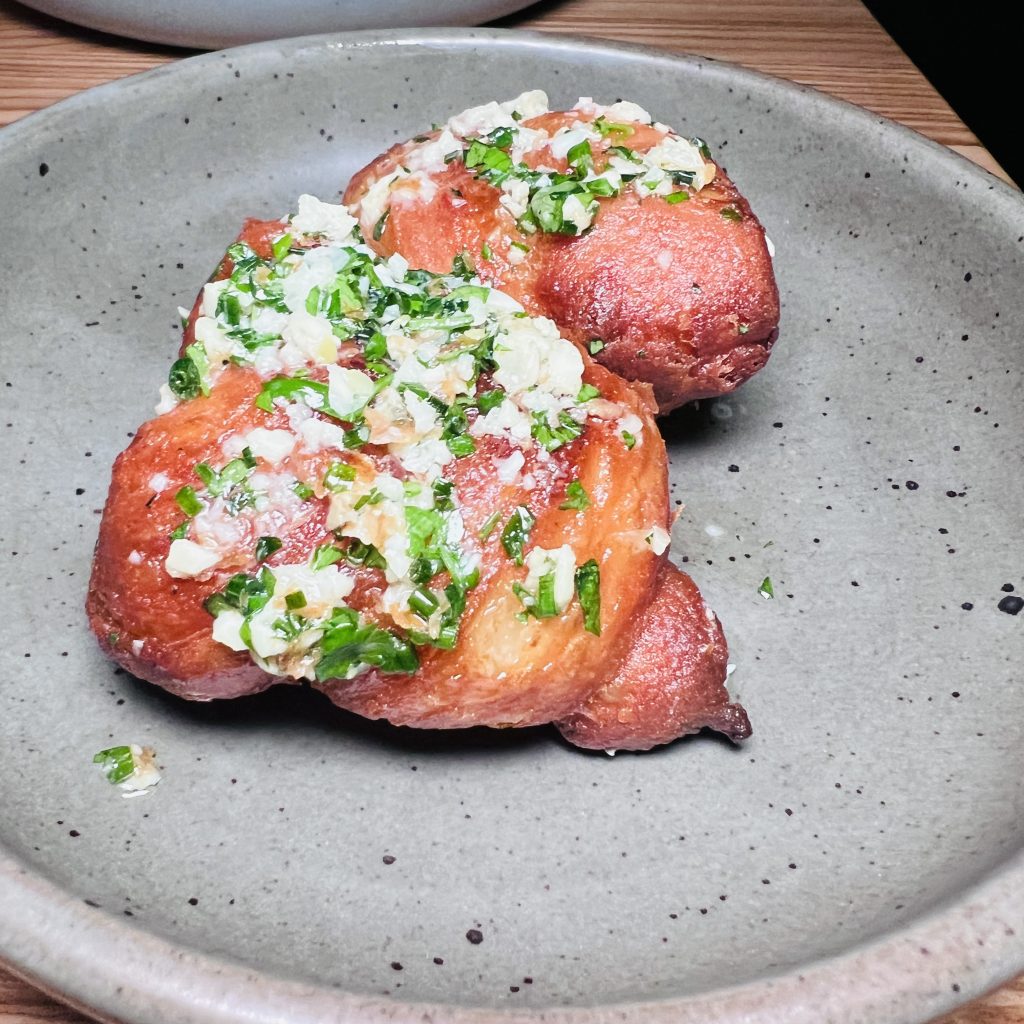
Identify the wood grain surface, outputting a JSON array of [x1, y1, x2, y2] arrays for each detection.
[[0, 0, 1018, 1021]]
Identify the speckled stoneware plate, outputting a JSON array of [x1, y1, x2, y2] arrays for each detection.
[[1, 28, 1022, 1024], [15, 0, 539, 48]]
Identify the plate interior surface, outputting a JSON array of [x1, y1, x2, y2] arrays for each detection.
[[1, 29, 1022, 1024]]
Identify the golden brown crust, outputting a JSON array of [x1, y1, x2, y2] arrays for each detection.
[[316, 366, 666, 729], [556, 564, 749, 751], [87, 251, 673, 725], [87, 184, 753, 747], [344, 111, 780, 412], [534, 176, 779, 412]]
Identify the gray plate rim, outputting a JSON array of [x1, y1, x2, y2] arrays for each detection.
[[1, 26, 1022, 1024]]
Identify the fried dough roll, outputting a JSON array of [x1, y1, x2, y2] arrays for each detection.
[[345, 92, 779, 413], [87, 198, 749, 749]]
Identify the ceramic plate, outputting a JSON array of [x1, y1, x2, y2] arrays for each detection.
[[1, 29, 1022, 1024], [16, 0, 538, 48]]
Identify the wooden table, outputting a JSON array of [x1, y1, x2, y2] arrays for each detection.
[[0, 0, 1016, 1021]]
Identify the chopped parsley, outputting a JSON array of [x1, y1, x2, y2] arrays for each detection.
[[501, 506, 535, 565], [531, 411, 584, 452], [559, 481, 591, 511], [167, 341, 210, 400], [315, 607, 418, 680], [271, 232, 293, 262], [478, 510, 502, 540], [255, 536, 282, 562], [575, 559, 601, 635], [311, 544, 344, 571], [93, 745, 136, 785], [175, 485, 203, 517], [204, 567, 275, 619]]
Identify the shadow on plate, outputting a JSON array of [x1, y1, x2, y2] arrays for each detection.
[[658, 398, 733, 450], [110, 665, 740, 758], [113, 666, 554, 756]]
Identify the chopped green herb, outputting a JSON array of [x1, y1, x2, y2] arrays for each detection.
[[315, 607, 418, 680], [665, 190, 690, 205], [341, 540, 387, 571], [464, 138, 513, 180], [577, 383, 601, 403], [215, 290, 242, 326], [588, 338, 606, 355], [167, 340, 211, 401], [533, 572, 558, 618], [566, 139, 593, 174], [191, 456, 253, 515], [575, 559, 601, 635], [343, 425, 369, 449], [292, 480, 315, 501], [285, 590, 307, 610], [353, 487, 385, 511], [478, 510, 502, 540], [501, 505, 535, 565], [255, 376, 345, 420], [93, 746, 136, 785], [531, 410, 584, 451], [559, 481, 591, 511], [738, 322, 750, 335], [273, 612, 307, 642], [255, 536, 282, 562], [432, 478, 455, 511], [323, 461, 356, 491], [476, 389, 505, 414], [373, 209, 390, 241], [271, 232, 293, 262], [174, 485, 203, 517], [405, 506, 445, 562], [482, 125, 515, 148], [622, 431, 637, 450], [408, 587, 440, 619], [593, 116, 634, 137], [169, 521, 190, 541], [481, 242, 493, 261], [363, 331, 389, 361], [203, 567, 275, 619], [446, 433, 476, 458], [451, 251, 475, 277], [720, 206, 743, 222], [311, 544, 345, 571], [758, 576, 775, 600], [529, 181, 597, 236], [586, 176, 616, 197]]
